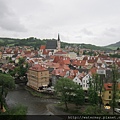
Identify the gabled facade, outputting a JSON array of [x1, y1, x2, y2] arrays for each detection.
[[82, 74, 92, 90]]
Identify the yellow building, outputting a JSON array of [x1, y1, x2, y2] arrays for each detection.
[[27, 64, 49, 91], [102, 83, 112, 106], [0, 52, 2, 59], [102, 83, 120, 106]]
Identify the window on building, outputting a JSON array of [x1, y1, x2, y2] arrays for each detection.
[[109, 91, 111, 94], [108, 85, 112, 88], [109, 96, 111, 99]]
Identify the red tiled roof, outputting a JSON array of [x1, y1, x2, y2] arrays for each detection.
[[53, 56, 60, 63], [43, 50, 49, 55], [63, 57, 70, 64], [79, 60, 86, 66], [54, 51, 67, 54], [104, 83, 112, 90], [89, 67, 97, 75], [73, 69, 79, 76], [51, 68, 66, 77], [29, 64, 47, 71], [40, 45, 46, 50], [88, 59, 95, 64], [53, 56, 70, 65], [24, 51, 31, 54]]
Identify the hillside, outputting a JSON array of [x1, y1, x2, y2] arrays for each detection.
[[0, 37, 111, 51], [105, 41, 120, 50]]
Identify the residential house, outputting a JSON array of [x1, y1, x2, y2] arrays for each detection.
[[102, 83, 113, 106], [67, 52, 77, 59], [1, 63, 15, 73], [82, 74, 92, 90], [102, 83, 120, 106], [54, 51, 68, 57]]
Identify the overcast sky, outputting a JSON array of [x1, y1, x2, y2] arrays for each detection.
[[0, 0, 120, 46]]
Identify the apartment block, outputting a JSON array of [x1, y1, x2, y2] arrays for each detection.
[[27, 64, 49, 91]]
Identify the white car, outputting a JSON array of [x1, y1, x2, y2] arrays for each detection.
[[114, 108, 120, 113]]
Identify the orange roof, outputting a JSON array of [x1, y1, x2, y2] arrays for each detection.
[[43, 50, 49, 55], [29, 64, 47, 72], [54, 51, 67, 54], [53, 56, 70, 65], [73, 69, 79, 76], [40, 45, 46, 50], [104, 83, 112, 90], [53, 56, 60, 63], [89, 67, 97, 75], [79, 60, 86, 66], [63, 57, 71, 64], [51, 68, 66, 77], [88, 59, 95, 63]]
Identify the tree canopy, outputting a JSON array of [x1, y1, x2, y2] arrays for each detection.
[[0, 73, 15, 89], [55, 77, 85, 110]]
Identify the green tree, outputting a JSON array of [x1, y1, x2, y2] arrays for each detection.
[[88, 74, 99, 105], [0, 73, 15, 112], [55, 78, 84, 111], [111, 64, 119, 114], [9, 57, 28, 78], [73, 87, 85, 106]]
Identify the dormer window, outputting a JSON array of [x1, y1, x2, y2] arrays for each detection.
[[108, 85, 112, 88]]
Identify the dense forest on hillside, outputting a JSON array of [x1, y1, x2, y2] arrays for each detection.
[[0, 37, 111, 51], [105, 41, 120, 50]]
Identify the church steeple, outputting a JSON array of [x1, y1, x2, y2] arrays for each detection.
[[58, 33, 60, 41], [57, 33, 61, 51]]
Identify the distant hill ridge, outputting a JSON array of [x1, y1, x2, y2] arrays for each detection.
[[0, 37, 111, 51], [105, 41, 120, 50]]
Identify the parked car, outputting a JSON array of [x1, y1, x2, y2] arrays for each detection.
[[114, 108, 120, 114]]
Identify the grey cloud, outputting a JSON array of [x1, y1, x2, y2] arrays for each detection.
[[80, 28, 93, 36], [103, 27, 120, 37], [75, 35, 82, 38], [0, 0, 27, 32]]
